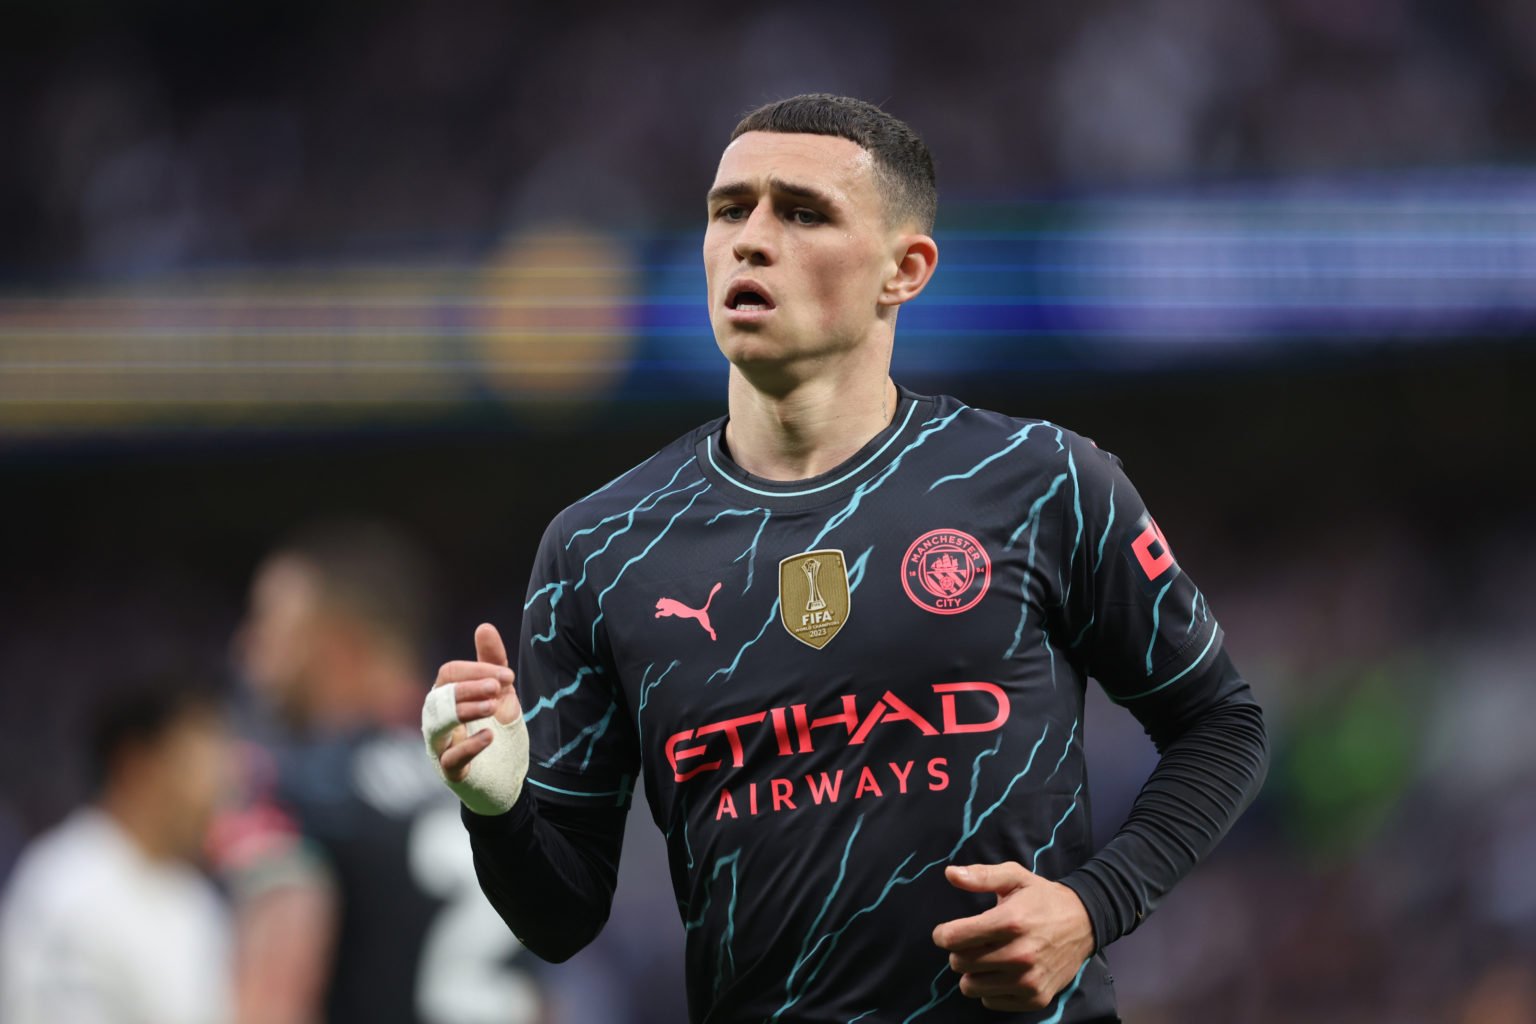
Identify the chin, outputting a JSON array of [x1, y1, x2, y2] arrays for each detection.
[[715, 321, 782, 360], [718, 338, 802, 376]]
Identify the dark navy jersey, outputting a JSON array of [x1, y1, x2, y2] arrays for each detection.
[[510, 386, 1249, 1024], [223, 725, 546, 1024]]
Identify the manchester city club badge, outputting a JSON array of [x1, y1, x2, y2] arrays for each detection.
[[902, 528, 991, 615], [778, 549, 850, 649]]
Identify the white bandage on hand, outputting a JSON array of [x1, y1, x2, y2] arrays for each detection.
[[421, 684, 529, 816]]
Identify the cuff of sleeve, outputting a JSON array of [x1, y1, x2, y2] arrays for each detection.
[[1058, 867, 1116, 954], [460, 788, 536, 839]]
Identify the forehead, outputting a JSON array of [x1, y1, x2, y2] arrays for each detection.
[[253, 555, 320, 608], [163, 706, 225, 746], [712, 131, 879, 205]]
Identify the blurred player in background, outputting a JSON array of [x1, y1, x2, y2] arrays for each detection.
[[425, 94, 1269, 1023], [223, 522, 546, 1024], [0, 679, 234, 1024]]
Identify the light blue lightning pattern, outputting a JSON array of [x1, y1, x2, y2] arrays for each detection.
[[1186, 587, 1208, 635], [1061, 449, 1083, 610], [1115, 625, 1221, 701], [590, 483, 713, 646], [1006, 471, 1067, 551], [524, 580, 564, 609], [768, 818, 866, 1021], [900, 962, 961, 1022], [706, 597, 778, 686], [1045, 717, 1079, 785], [567, 456, 693, 546], [1144, 577, 1175, 675], [775, 726, 1053, 1007], [522, 665, 600, 725], [570, 451, 656, 507], [773, 846, 917, 1009], [1093, 478, 1117, 573], [926, 420, 1061, 492], [1038, 959, 1091, 1024], [813, 408, 966, 543], [525, 580, 566, 646], [704, 400, 921, 499], [963, 725, 1048, 836], [846, 1011, 877, 1023], [709, 507, 771, 593], [1030, 782, 1084, 872], [683, 850, 743, 998], [635, 659, 679, 746], [664, 809, 698, 872], [960, 742, 1001, 834], [539, 700, 616, 771], [1004, 470, 1068, 660], [572, 411, 1101, 1017], [682, 850, 740, 931], [845, 546, 873, 594], [525, 777, 630, 801], [708, 411, 964, 685], [758, 552, 872, 1024], [574, 476, 707, 591], [569, 459, 704, 588], [576, 706, 615, 772]]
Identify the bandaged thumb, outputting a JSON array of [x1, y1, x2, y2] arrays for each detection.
[[422, 684, 529, 816]]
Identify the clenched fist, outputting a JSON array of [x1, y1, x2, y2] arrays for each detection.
[[422, 623, 529, 815], [932, 861, 1095, 1012]]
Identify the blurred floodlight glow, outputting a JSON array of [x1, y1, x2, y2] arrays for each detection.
[[0, 170, 1531, 433], [473, 229, 638, 404]]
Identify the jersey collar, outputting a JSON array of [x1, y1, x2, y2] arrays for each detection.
[[694, 386, 934, 511]]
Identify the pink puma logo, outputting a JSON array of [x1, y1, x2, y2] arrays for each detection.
[[655, 582, 723, 641]]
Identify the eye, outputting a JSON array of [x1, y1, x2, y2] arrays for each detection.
[[789, 208, 825, 226], [715, 205, 747, 222]]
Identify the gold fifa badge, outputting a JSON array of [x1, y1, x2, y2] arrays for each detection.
[[778, 549, 851, 650]]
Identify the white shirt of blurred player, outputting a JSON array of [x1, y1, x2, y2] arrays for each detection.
[[0, 808, 233, 1024]]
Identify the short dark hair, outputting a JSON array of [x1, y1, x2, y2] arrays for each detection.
[[90, 679, 219, 788], [730, 94, 937, 233], [278, 521, 438, 659]]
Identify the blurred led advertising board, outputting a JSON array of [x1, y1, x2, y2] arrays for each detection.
[[2, 170, 1531, 433]]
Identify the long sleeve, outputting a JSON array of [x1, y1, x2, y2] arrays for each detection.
[[461, 793, 628, 963], [461, 508, 641, 962], [1054, 431, 1270, 948], [1060, 648, 1269, 948]]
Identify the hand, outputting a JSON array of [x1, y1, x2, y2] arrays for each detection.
[[429, 623, 523, 782], [931, 861, 1096, 1013]]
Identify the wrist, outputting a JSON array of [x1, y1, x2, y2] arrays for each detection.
[[460, 788, 535, 837], [1054, 881, 1096, 959], [1055, 874, 1106, 956]]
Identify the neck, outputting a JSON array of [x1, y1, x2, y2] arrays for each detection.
[[723, 358, 899, 482], [99, 788, 178, 863]]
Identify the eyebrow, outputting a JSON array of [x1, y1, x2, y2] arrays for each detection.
[[706, 177, 838, 208]]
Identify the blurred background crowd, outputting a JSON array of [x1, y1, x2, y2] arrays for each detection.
[[2, 1, 1535, 1022], [6, 0, 1536, 276]]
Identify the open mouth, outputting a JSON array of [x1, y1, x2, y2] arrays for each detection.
[[725, 281, 776, 313]]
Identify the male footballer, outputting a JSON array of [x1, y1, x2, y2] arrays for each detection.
[[423, 94, 1269, 1023]]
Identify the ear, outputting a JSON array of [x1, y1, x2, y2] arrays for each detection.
[[877, 233, 939, 308]]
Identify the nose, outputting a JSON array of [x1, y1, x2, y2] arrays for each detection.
[[731, 200, 776, 265]]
